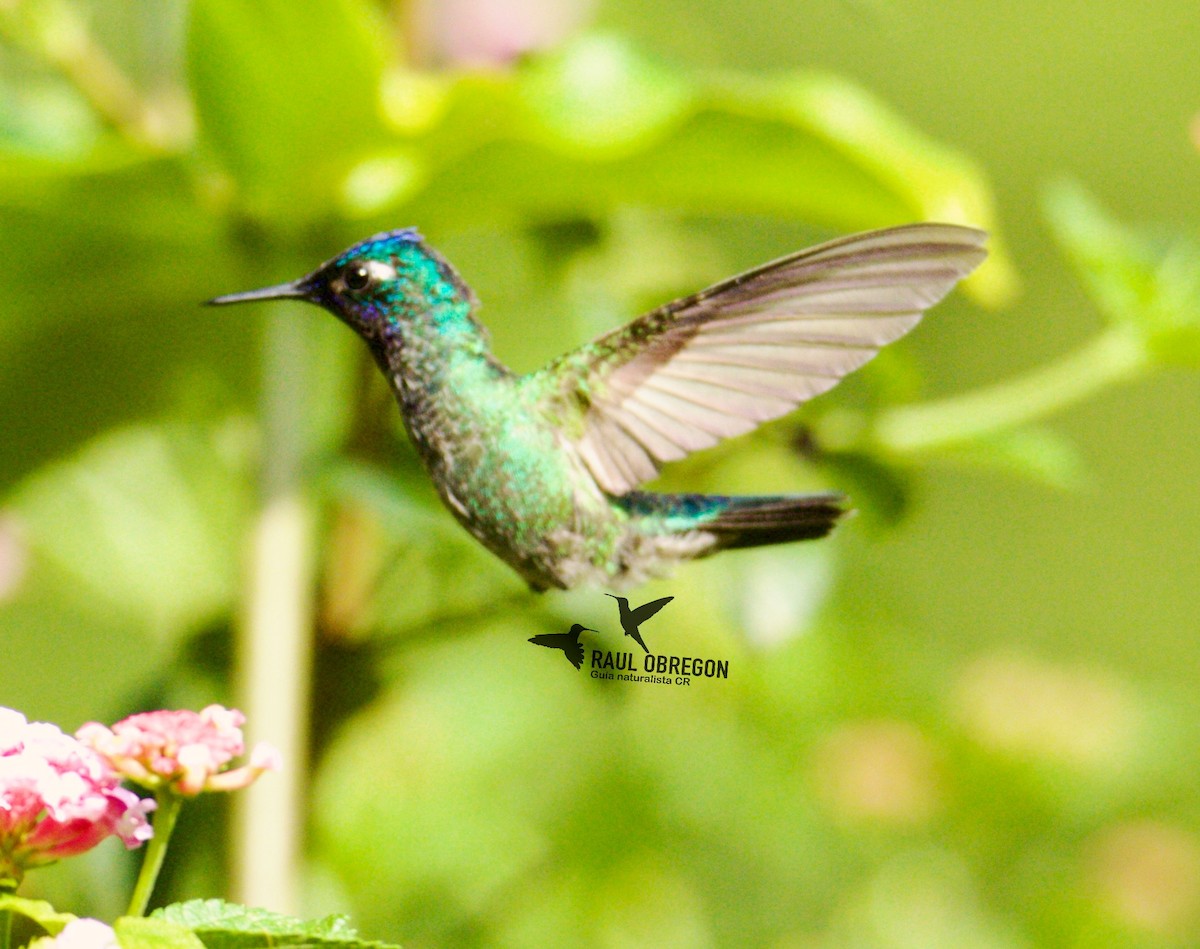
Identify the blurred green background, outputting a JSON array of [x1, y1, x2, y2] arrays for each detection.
[[2, 0, 1199, 946]]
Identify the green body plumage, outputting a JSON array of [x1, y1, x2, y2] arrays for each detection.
[[209, 225, 986, 590]]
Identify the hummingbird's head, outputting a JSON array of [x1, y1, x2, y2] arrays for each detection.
[[208, 228, 475, 348]]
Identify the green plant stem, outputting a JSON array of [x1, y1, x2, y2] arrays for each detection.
[[231, 302, 316, 915], [0, 878, 14, 949], [233, 491, 313, 913], [870, 326, 1147, 453], [126, 791, 183, 917]]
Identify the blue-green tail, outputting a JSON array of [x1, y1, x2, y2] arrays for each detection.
[[617, 491, 848, 550]]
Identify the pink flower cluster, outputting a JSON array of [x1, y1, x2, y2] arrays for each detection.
[[0, 708, 153, 884], [76, 705, 281, 797]]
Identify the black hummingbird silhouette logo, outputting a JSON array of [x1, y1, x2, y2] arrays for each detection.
[[605, 594, 673, 653], [527, 624, 593, 669]]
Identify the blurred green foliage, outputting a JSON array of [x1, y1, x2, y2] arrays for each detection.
[[1, 0, 1199, 947]]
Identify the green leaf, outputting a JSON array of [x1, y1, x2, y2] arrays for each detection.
[[1044, 179, 1200, 366], [371, 36, 1012, 304], [0, 153, 237, 492], [7, 418, 254, 642], [0, 153, 220, 342], [187, 0, 390, 222], [152, 900, 400, 949], [115, 917, 207, 949], [710, 71, 1017, 305], [0, 71, 103, 157], [516, 33, 692, 156], [0, 895, 76, 935]]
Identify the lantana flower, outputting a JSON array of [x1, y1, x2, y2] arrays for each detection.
[[42, 919, 120, 949], [0, 708, 153, 885], [76, 705, 280, 797]]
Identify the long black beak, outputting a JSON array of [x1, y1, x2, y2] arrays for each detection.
[[205, 278, 312, 306]]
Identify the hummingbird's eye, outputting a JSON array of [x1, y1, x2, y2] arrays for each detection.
[[343, 264, 371, 291]]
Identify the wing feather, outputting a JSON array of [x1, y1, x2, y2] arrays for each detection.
[[537, 223, 987, 494], [609, 405, 690, 461], [619, 399, 713, 455], [636, 384, 755, 438], [591, 414, 656, 488]]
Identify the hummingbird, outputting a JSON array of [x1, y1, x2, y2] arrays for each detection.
[[605, 594, 673, 653], [209, 223, 985, 591], [528, 624, 593, 669]]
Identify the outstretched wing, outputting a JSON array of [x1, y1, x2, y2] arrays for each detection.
[[541, 224, 987, 495], [629, 595, 674, 625]]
